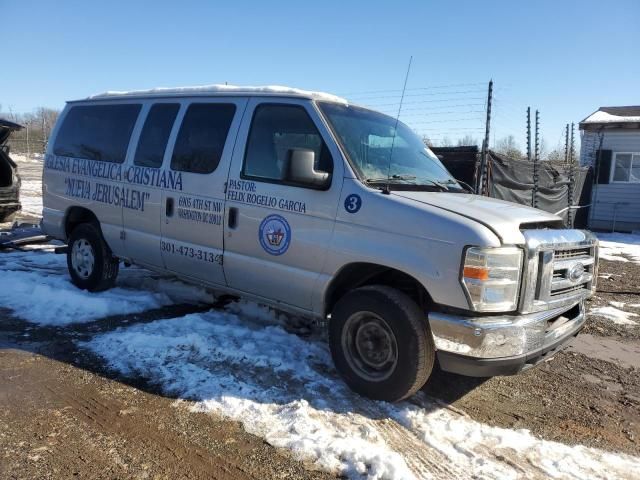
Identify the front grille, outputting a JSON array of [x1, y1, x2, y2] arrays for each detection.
[[553, 247, 590, 260], [550, 284, 587, 297], [521, 230, 598, 313], [549, 246, 595, 298]]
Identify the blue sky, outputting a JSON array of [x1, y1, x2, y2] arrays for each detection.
[[2, 0, 639, 150]]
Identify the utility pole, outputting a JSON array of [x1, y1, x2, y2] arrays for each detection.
[[42, 113, 47, 153], [526, 107, 532, 162], [532, 110, 540, 208], [567, 123, 576, 227], [564, 124, 569, 163], [26, 124, 30, 158], [589, 130, 605, 228], [478, 80, 493, 195]]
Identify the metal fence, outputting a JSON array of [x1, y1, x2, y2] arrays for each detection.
[[6, 130, 48, 156]]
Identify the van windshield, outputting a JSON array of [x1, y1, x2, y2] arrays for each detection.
[[318, 102, 464, 192]]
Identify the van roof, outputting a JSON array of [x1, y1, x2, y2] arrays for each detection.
[[80, 84, 348, 104]]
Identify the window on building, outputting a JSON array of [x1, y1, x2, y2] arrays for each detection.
[[612, 152, 640, 183], [243, 104, 333, 184], [134, 103, 179, 168], [170, 103, 236, 174], [54, 104, 141, 163]]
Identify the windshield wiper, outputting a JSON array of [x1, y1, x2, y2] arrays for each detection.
[[365, 176, 449, 192], [366, 174, 417, 182]]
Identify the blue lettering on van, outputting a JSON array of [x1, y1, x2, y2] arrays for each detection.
[[124, 165, 183, 191], [91, 182, 151, 211], [226, 179, 306, 214], [64, 177, 91, 200], [63, 176, 150, 212], [46, 154, 183, 191], [176, 195, 223, 225], [344, 194, 362, 213]]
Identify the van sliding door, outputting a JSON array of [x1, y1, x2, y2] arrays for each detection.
[[160, 98, 247, 286], [122, 102, 180, 268]]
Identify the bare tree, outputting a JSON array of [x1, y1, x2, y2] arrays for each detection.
[[457, 134, 478, 147], [0, 106, 61, 154], [494, 135, 524, 159], [422, 135, 435, 148]]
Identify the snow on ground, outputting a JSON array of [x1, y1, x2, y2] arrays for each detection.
[[19, 177, 43, 217], [610, 301, 640, 310], [0, 250, 213, 326], [597, 233, 640, 263], [10, 152, 43, 164], [6, 153, 44, 219], [85, 310, 640, 480], [590, 305, 638, 326]]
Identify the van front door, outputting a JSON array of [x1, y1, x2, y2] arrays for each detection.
[[223, 99, 343, 311], [160, 99, 246, 286]]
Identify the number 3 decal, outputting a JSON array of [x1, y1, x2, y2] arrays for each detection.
[[344, 194, 362, 214]]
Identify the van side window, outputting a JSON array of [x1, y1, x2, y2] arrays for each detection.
[[170, 103, 236, 174], [243, 104, 333, 183], [53, 104, 141, 163], [134, 104, 179, 168]]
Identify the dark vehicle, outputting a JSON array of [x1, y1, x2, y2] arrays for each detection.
[[0, 119, 22, 222]]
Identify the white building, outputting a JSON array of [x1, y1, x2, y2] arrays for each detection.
[[580, 106, 640, 232]]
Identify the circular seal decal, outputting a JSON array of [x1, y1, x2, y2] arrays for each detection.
[[259, 214, 291, 256], [344, 194, 362, 214]]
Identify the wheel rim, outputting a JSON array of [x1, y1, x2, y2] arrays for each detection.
[[341, 311, 398, 382], [71, 238, 95, 279]]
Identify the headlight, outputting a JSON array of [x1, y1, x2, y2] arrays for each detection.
[[461, 246, 523, 312]]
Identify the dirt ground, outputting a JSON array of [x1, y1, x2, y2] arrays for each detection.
[[424, 257, 640, 457], [1, 258, 638, 479], [0, 307, 334, 480], [1, 156, 639, 478]]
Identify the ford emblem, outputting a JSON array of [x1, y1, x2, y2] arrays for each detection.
[[568, 262, 585, 283]]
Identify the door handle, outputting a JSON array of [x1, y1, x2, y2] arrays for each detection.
[[166, 197, 174, 217], [228, 207, 238, 229]]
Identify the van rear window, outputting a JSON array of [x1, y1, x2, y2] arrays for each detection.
[[54, 104, 141, 163], [170, 103, 236, 174]]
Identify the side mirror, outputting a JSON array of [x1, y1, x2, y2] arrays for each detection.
[[286, 149, 330, 188]]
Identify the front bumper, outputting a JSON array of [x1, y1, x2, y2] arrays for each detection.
[[429, 301, 585, 377]]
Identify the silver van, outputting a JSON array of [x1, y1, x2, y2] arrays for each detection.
[[42, 85, 598, 402]]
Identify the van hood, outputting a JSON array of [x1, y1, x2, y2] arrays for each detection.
[[391, 191, 563, 245]]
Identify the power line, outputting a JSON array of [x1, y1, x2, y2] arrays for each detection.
[[359, 96, 486, 108], [396, 110, 485, 118], [338, 81, 488, 96], [407, 118, 485, 126], [415, 127, 486, 133], [345, 88, 488, 101]]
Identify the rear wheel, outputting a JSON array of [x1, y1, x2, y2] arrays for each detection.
[[329, 285, 435, 402], [67, 223, 119, 292]]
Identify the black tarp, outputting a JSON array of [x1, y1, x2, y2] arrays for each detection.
[[431, 146, 478, 188], [434, 147, 592, 227]]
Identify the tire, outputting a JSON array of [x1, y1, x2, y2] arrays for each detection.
[[67, 223, 119, 292], [329, 285, 435, 402]]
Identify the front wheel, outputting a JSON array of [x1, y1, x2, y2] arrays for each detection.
[[67, 223, 119, 292], [329, 285, 435, 402]]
